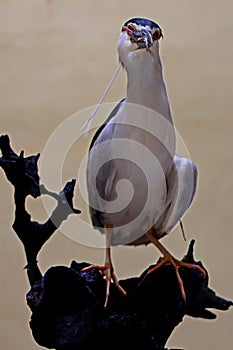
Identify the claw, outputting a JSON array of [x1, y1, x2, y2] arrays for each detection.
[[146, 229, 206, 301], [82, 263, 126, 308]]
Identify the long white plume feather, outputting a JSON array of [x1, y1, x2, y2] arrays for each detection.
[[80, 63, 122, 135]]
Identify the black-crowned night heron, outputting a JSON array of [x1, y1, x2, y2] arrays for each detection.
[[83, 18, 205, 307]]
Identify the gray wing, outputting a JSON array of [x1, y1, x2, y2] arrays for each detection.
[[89, 99, 125, 151], [128, 155, 197, 245], [155, 155, 197, 237], [87, 99, 125, 229]]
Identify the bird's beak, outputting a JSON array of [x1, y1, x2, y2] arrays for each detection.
[[123, 26, 154, 50]]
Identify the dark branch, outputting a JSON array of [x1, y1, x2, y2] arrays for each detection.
[[0, 134, 232, 350], [0, 134, 81, 285], [26, 242, 232, 350]]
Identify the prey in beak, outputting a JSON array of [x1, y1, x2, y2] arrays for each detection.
[[122, 20, 163, 52], [122, 25, 154, 51]]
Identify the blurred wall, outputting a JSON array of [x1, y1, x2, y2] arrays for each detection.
[[0, 1, 232, 349]]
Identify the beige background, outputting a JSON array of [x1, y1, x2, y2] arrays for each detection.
[[0, 0, 232, 349]]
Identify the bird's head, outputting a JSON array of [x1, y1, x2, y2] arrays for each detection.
[[117, 18, 163, 67]]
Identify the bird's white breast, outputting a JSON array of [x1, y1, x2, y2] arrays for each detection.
[[87, 41, 176, 245], [87, 102, 175, 245]]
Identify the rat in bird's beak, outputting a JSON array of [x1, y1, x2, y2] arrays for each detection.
[[118, 19, 163, 66], [122, 25, 154, 51]]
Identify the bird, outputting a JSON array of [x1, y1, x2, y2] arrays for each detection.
[[83, 17, 206, 307]]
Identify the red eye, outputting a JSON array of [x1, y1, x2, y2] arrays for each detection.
[[153, 28, 162, 41], [122, 24, 135, 35], [127, 24, 135, 31], [122, 23, 135, 34]]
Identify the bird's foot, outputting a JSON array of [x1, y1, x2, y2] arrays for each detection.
[[82, 263, 127, 307], [146, 254, 206, 301]]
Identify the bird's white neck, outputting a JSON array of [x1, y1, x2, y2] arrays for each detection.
[[123, 45, 173, 123]]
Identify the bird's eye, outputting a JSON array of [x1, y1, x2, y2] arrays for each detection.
[[127, 24, 135, 31], [122, 23, 135, 33], [153, 28, 163, 41]]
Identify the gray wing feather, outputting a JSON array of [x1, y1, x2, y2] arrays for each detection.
[[157, 155, 198, 236], [87, 99, 125, 229]]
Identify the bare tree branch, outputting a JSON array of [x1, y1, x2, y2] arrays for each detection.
[[0, 134, 232, 350]]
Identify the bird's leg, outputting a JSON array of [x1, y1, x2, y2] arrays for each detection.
[[146, 229, 206, 300], [82, 224, 126, 307]]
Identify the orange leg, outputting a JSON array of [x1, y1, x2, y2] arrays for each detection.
[[82, 224, 126, 307], [146, 229, 206, 300]]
